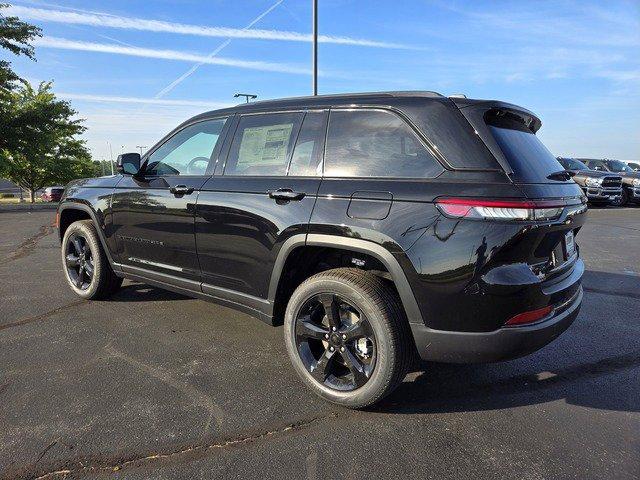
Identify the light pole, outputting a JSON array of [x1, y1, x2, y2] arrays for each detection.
[[107, 141, 115, 175], [312, 0, 318, 95], [234, 93, 257, 103], [136, 146, 148, 156]]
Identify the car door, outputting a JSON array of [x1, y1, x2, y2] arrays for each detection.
[[111, 117, 230, 286], [195, 110, 327, 304]]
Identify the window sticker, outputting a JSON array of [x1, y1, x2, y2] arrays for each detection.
[[237, 123, 293, 167]]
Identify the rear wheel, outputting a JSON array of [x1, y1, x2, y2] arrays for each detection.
[[284, 268, 412, 408], [61, 220, 122, 299]]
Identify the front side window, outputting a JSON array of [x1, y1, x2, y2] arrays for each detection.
[[324, 109, 443, 178], [224, 113, 302, 176], [145, 118, 227, 176]]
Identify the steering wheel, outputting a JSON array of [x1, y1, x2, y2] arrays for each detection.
[[186, 156, 210, 175]]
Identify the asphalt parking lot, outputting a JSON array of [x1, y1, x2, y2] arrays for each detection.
[[1, 207, 639, 479]]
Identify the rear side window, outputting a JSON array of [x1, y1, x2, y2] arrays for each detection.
[[225, 113, 302, 176], [324, 109, 443, 178], [485, 110, 564, 183]]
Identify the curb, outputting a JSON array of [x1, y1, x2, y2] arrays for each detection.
[[0, 204, 58, 213]]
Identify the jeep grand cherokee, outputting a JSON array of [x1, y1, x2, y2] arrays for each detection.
[[57, 91, 586, 408]]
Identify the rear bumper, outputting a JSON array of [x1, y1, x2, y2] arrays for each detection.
[[410, 285, 583, 364]]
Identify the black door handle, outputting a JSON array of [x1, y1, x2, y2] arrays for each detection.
[[268, 189, 306, 201], [170, 184, 194, 195]]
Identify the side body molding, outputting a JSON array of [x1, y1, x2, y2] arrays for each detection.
[[268, 233, 424, 325]]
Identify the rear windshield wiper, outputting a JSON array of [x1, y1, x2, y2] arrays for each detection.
[[547, 170, 575, 181]]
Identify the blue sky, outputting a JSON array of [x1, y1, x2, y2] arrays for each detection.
[[6, 0, 640, 162]]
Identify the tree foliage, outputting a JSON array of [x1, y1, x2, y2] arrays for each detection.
[[0, 3, 42, 91], [0, 81, 95, 201]]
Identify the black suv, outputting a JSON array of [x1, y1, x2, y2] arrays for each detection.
[[557, 157, 622, 205], [583, 159, 640, 206], [57, 92, 586, 408]]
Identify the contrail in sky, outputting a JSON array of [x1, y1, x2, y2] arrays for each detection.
[[154, 0, 285, 99]]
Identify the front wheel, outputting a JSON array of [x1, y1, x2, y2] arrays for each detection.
[[61, 220, 122, 299], [284, 268, 412, 408]]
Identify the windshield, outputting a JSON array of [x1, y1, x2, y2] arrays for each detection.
[[606, 160, 633, 172], [560, 157, 589, 171]]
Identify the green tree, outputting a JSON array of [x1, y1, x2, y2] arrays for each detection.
[[0, 81, 94, 202], [0, 3, 41, 91]]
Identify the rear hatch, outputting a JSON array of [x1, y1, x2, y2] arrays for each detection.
[[455, 100, 586, 289], [455, 101, 581, 193]]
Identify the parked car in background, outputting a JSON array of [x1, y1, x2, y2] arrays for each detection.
[[627, 162, 640, 172], [557, 157, 622, 205], [41, 186, 65, 202], [583, 159, 640, 206], [56, 91, 587, 408]]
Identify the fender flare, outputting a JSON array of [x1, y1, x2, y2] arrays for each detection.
[[268, 233, 424, 325], [58, 202, 121, 271]]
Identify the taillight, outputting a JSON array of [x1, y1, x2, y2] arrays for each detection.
[[505, 305, 553, 326], [435, 198, 566, 221]]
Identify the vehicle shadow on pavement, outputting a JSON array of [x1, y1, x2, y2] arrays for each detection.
[[374, 270, 640, 415], [375, 352, 640, 415], [108, 282, 191, 302]]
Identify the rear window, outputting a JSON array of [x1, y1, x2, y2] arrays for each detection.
[[486, 110, 564, 183]]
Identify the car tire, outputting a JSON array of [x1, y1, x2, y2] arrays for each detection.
[[61, 220, 122, 300], [284, 268, 412, 409], [617, 189, 629, 207]]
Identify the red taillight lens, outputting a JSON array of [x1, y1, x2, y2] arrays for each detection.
[[505, 305, 553, 326], [435, 198, 567, 221]]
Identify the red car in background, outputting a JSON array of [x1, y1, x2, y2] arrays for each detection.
[[41, 186, 64, 202]]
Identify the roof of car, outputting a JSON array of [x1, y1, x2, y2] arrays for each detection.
[[190, 91, 446, 120]]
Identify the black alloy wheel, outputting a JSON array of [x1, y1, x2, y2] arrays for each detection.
[[294, 292, 377, 391], [65, 233, 94, 290]]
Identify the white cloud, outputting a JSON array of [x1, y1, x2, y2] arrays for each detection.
[[594, 70, 640, 83], [57, 92, 233, 108], [79, 104, 208, 160], [154, 0, 285, 99], [33, 36, 311, 75], [8, 4, 411, 49]]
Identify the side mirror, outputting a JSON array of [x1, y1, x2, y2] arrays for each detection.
[[117, 153, 141, 175]]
